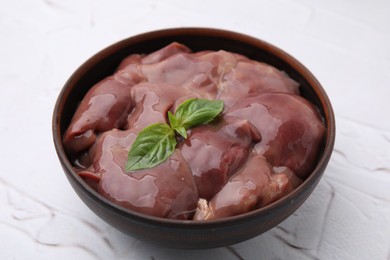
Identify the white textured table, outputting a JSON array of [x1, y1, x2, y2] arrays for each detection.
[[1, 0, 390, 259]]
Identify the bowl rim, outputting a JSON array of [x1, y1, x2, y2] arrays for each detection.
[[53, 27, 335, 226]]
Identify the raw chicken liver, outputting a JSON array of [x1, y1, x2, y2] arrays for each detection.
[[64, 42, 325, 219]]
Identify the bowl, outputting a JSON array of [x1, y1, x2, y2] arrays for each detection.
[[52, 28, 335, 249]]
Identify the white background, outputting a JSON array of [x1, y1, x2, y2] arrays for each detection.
[[1, 0, 390, 259]]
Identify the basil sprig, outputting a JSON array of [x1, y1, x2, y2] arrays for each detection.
[[125, 98, 224, 172]]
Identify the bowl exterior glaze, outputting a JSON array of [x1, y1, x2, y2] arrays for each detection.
[[53, 28, 335, 249]]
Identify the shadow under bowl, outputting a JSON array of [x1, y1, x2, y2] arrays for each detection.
[[52, 27, 335, 249]]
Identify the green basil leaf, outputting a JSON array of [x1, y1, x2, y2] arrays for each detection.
[[174, 126, 187, 139], [172, 98, 224, 132], [168, 111, 187, 138], [125, 123, 176, 171]]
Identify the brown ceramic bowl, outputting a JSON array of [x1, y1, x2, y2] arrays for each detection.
[[52, 28, 335, 249]]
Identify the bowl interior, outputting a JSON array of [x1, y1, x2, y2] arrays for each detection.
[[53, 28, 335, 249]]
